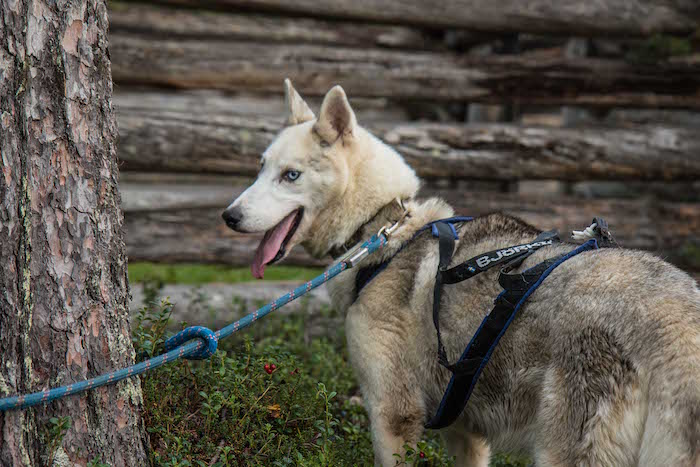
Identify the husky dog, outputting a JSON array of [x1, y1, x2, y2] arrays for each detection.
[[223, 80, 700, 466]]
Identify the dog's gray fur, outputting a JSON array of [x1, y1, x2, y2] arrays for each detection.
[[225, 81, 700, 466]]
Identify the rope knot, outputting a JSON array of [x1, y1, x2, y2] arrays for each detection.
[[164, 326, 218, 360]]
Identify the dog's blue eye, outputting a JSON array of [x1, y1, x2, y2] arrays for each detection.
[[284, 170, 301, 181]]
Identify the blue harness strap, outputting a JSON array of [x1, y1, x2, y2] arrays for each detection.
[[425, 238, 599, 429], [433, 228, 561, 369]]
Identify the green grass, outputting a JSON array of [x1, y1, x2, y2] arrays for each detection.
[[128, 262, 323, 285]]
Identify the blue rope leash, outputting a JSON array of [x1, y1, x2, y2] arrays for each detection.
[[0, 234, 388, 412]]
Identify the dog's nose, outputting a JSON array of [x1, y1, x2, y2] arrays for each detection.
[[222, 206, 243, 229]]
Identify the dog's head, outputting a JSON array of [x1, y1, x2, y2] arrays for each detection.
[[223, 80, 419, 278]]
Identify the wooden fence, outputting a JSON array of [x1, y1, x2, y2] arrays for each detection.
[[111, 1, 700, 274]]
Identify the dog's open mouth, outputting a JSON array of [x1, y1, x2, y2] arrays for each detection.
[[251, 208, 303, 279]]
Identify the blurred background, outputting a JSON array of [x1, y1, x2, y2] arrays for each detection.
[[108, 1, 700, 316]]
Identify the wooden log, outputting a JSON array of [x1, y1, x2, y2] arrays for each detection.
[[108, 2, 447, 50], [109, 33, 700, 108], [142, 0, 699, 37], [121, 181, 700, 271], [383, 123, 700, 182], [121, 179, 323, 267], [124, 204, 329, 267], [607, 109, 700, 127], [113, 89, 410, 123], [115, 91, 700, 182], [570, 180, 700, 203]]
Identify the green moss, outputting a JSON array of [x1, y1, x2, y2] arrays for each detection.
[[128, 262, 323, 285]]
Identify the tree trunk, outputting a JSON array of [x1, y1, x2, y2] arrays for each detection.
[[0, 1, 148, 465]]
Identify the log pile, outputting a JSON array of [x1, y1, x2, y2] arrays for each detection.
[[116, 91, 700, 182], [122, 0, 699, 36], [109, 3, 700, 108], [120, 179, 700, 271], [109, 2, 700, 273]]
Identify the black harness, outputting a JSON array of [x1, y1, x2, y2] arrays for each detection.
[[354, 216, 612, 429]]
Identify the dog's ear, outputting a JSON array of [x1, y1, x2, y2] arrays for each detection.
[[284, 78, 315, 126], [314, 85, 356, 145]]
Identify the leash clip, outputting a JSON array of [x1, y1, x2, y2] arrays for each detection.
[[377, 198, 409, 239], [343, 199, 409, 269], [345, 216, 404, 269]]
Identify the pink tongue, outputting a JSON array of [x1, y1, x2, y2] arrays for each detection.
[[251, 210, 298, 279]]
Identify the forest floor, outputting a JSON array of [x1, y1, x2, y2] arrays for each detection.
[[130, 263, 532, 466]]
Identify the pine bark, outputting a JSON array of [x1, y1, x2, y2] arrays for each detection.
[[0, 1, 148, 465]]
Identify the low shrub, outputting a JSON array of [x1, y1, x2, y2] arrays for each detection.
[[133, 290, 531, 466]]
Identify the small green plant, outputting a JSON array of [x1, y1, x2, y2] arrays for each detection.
[[86, 457, 111, 467], [392, 440, 455, 466], [132, 299, 173, 360], [44, 415, 71, 466], [490, 453, 534, 467], [315, 382, 339, 465], [198, 389, 224, 435]]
